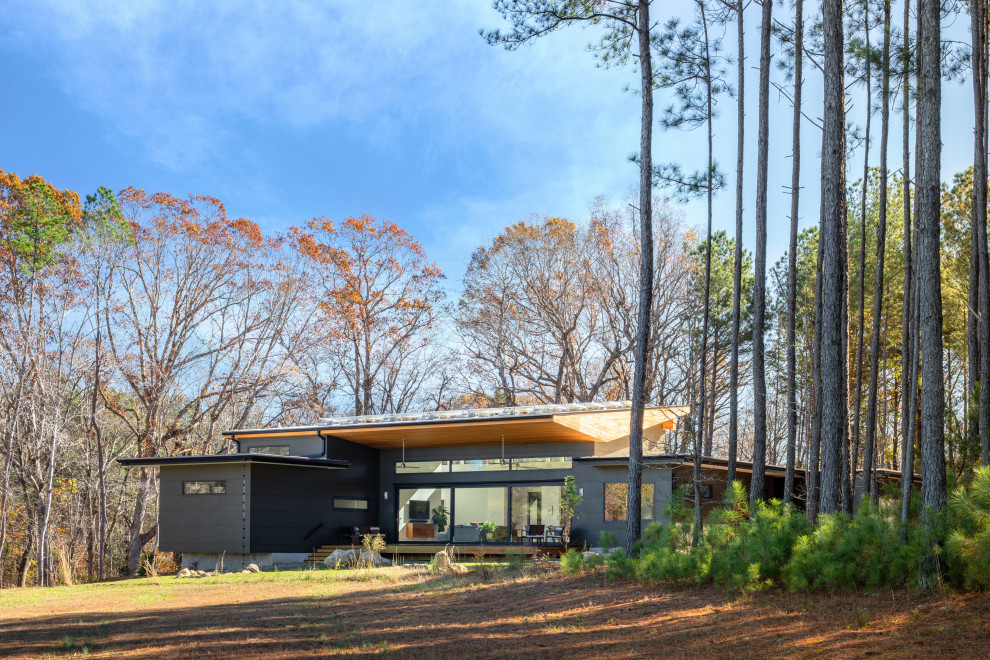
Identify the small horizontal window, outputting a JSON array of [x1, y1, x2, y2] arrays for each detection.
[[512, 456, 573, 470], [395, 460, 450, 474], [183, 480, 226, 495], [248, 445, 290, 456], [334, 497, 370, 511]]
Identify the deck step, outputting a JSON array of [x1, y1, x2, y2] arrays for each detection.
[[302, 543, 559, 564]]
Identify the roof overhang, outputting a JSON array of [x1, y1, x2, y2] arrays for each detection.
[[315, 406, 689, 450], [117, 454, 350, 469]]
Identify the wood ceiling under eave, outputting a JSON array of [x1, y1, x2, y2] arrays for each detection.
[[320, 406, 690, 450]]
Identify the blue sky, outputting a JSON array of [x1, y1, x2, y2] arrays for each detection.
[[0, 0, 979, 297]]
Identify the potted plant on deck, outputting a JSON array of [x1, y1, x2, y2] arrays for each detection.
[[431, 502, 449, 538], [479, 520, 498, 544]]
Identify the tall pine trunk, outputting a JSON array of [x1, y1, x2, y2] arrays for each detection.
[[851, 0, 872, 505], [971, 0, 990, 468], [916, 0, 947, 580], [858, 0, 892, 505], [899, 0, 915, 532], [807, 199, 825, 521], [784, 0, 804, 504], [750, 0, 772, 507], [728, 0, 746, 489], [693, 0, 715, 545], [626, 0, 655, 552], [969, 0, 986, 463], [819, 0, 849, 515]]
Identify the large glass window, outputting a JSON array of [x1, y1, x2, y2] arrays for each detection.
[[395, 460, 449, 474], [452, 487, 508, 542], [510, 485, 563, 542], [451, 459, 509, 473], [512, 456, 572, 470], [397, 487, 451, 542], [604, 483, 654, 521]]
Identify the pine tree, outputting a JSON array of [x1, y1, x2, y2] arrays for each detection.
[[749, 0, 773, 508], [484, 0, 658, 551], [784, 0, 805, 504], [916, 0, 947, 584], [857, 0, 892, 506], [819, 0, 849, 515], [653, 0, 728, 544]]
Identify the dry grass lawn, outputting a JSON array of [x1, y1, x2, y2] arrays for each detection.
[[1, 564, 988, 658]]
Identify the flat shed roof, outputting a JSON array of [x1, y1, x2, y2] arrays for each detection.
[[223, 405, 690, 450]]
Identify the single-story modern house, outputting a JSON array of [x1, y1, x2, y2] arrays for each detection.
[[119, 402, 816, 569]]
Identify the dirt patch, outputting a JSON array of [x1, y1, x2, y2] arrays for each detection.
[[0, 567, 988, 658]]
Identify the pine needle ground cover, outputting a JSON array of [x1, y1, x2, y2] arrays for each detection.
[[1, 567, 988, 659]]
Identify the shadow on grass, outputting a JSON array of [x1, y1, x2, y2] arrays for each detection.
[[0, 571, 988, 659]]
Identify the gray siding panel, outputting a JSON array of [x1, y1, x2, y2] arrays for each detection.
[[158, 463, 250, 554], [237, 434, 325, 458], [568, 464, 673, 548], [248, 437, 379, 552]]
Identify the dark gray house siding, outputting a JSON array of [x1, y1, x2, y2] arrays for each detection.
[[249, 437, 379, 552], [159, 462, 250, 554], [156, 435, 376, 555], [236, 433, 325, 458], [146, 410, 695, 555], [569, 463, 673, 547]]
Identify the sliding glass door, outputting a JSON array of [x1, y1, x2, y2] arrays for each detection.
[[395, 482, 561, 544], [452, 487, 508, 542], [510, 485, 563, 542], [397, 487, 451, 542]]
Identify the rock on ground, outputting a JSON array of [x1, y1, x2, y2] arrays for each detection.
[[323, 548, 391, 569], [433, 551, 451, 570]]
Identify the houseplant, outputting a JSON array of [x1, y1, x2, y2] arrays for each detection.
[[479, 520, 498, 543], [431, 503, 449, 533]]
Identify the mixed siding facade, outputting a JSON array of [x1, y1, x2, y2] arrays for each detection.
[[119, 404, 802, 568]]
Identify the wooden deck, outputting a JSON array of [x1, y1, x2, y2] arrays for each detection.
[[303, 543, 563, 564]]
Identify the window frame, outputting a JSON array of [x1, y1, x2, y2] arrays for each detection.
[[247, 444, 291, 456], [333, 496, 371, 511], [450, 458, 510, 473], [510, 456, 573, 471], [603, 482, 655, 522], [685, 482, 714, 499], [393, 456, 574, 474], [182, 480, 227, 496], [394, 459, 451, 474]]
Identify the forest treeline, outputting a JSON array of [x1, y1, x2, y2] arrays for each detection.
[[4, 0, 990, 588]]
